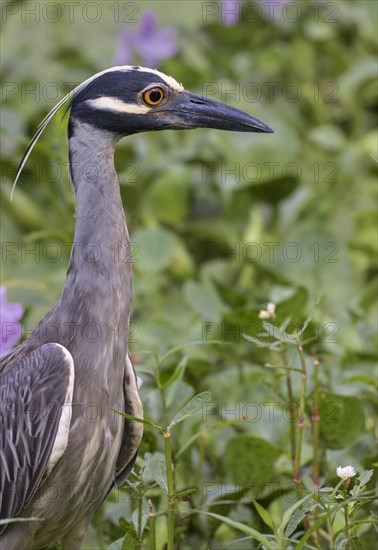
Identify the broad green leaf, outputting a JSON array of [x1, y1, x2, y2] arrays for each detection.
[[168, 391, 212, 430], [357, 469, 374, 488], [224, 435, 281, 487], [132, 226, 176, 274], [275, 287, 308, 324], [309, 125, 346, 152], [200, 511, 277, 550], [141, 167, 190, 225], [184, 280, 228, 322], [339, 58, 378, 103], [345, 375, 377, 388], [222, 308, 261, 342], [318, 392, 365, 449], [143, 452, 168, 495]]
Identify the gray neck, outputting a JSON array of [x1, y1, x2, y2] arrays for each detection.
[[59, 121, 132, 325]]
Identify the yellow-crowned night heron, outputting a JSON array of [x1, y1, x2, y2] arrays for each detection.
[[0, 66, 272, 549]]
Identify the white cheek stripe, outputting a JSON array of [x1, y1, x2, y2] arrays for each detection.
[[86, 97, 151, 114]]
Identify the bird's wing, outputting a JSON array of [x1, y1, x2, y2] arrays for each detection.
[[0, 343, 74, 528], [114, 354, 143, 487]]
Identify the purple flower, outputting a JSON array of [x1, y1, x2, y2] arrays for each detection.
[[0, 286, 24, 357], [115, 11, 179, 67], [221, 0, 240, 26]]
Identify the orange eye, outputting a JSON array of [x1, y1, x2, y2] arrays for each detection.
[[143, 87, 165, 106]]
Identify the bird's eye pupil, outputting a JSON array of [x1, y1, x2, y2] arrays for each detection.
[[143, 87, 164, 105], [150, 90, 162, 102]]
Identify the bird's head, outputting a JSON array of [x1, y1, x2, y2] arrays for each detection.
[[13, 66, 273, 196], [69, 66, 273, 136]]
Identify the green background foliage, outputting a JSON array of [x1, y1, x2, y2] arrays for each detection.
[[1, 1, 376, 548]]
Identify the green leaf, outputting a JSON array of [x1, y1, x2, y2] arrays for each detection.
[[161, 356, 187, 390], [262, 321, 287, 342], [284, 497, 318, 537], [290, 508, 328, 550], [141, 167, 190, 225], [309, 125, 346, 152], [339, 57, 378, 103], [143, 452, 168, 495], [253, 501, 276, 533], [111, 409, 163, 432], [224, 435, 281, 487], [335, 535, 365, 550], [118, 517, 136, 537], [107, 537, 126, 550], [357, 469, 374, 488], [122, 535, 136, 550], [199, 511, 277, 550], [222, 309, 261, 343], [278, 494, 315, 537], [165, 356, 189, 408], [168, 391, 212, 430], [184, 280, 228, 322], [344, 536, 364, 550], [133, 226, 176, 274], [318, 392, 365, 449], [284, 508, 308, 538], [173, 488, 197, 501], [276, 288, 309, 324]]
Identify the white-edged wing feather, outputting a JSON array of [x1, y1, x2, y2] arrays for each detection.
[[0, 343, 74, 532]]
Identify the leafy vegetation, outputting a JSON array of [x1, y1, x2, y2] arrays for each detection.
[[1, 1, 377, 548]]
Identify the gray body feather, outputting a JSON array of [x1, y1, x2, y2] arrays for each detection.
[[0, 125, 143, 549]]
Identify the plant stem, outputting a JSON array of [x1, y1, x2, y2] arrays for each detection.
[[309, 358, 321, 548], [294, 335, 307, 487], [312, 359, 320, 495], [280, 346, 296, 471], [343, 488, 352, 540], [135, 486, 143, 550], [164, 429, 175, 550], [344, 504, 349, 538], [148, 499, 156, 550]]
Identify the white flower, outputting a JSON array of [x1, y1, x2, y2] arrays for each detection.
[[137, 376, 143, 389], [259, 302, 276, 320], [336, 466, 356, 480]]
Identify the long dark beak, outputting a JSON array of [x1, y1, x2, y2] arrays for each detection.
[[161, 90, 273, 133]]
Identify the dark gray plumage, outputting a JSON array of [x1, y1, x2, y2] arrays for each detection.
[[0, 66, 272, 549]]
